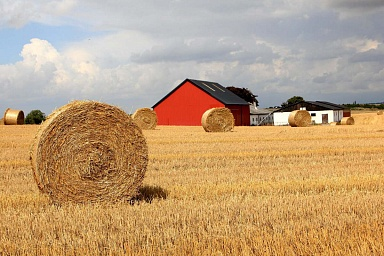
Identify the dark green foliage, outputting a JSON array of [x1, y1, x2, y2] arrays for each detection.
[[343, 103, 384, 109], [281, 96, 304, 107], [25, 110, 46, 124], [226, 86, 259, 106]]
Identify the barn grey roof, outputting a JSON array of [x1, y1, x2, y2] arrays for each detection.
[[152, 78, 250, 108], [250, 105, 274, 115], [306, 101, 344, 110], [275, 100, 346, 112]]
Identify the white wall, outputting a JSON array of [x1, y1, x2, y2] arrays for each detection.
[[333, 110, 343, 122], [309, 110, 334, 124], [274, 112, 291, 126], [274, 110, 338, 126]]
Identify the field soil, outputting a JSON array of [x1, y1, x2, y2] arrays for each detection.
[[0, 112, 383, 255]]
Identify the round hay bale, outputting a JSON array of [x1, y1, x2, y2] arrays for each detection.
[[131, 108, 157, 130], [377, 110, 383, 115], [201, 107, 234, 132], [340, 116, 355, 125], [30, 100, 148, 204], [4, 108, 24, 125], [288, 110, 311, 127]]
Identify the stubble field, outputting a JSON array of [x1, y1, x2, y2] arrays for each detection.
[[0, 112, 383, 255]]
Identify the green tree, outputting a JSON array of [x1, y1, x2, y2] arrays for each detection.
[[281, 96, 304, 107], [25, 110, 46, 124], [226, 86, 259, 106]]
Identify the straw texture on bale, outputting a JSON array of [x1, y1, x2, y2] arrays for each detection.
[[131, 108, 157, 130], [340, 116, 355, 125], [288, 110, 311, 127], [201, 107, 234, 132], [4, 108, 24, 125], [377, 111, 383, 115], [30, 100, 148, 204]]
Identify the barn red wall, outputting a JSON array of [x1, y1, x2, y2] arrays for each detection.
[[226, 105, 250, 126], [343, 109, 351, 117], [154, 81, 224, 125]]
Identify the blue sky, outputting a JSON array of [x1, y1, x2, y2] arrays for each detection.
[[1, 0, 384, 115]]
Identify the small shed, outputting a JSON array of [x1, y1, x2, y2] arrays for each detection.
[[153, 78, 250, 126], [273, 101, 350, 126], [250, 104, 274, 126]]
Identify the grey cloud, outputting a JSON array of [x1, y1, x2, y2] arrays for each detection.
[[1, 1, 384, 112], [0, 0, 75, 28], [349, 48, 384, 63], [131, 38, 278, 64], [312, 73, 330, 84], [327, 0, 384, 11]]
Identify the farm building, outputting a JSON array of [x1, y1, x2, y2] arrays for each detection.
[[250, 104, 274, 126], [153, 79, 250, 126], [273, 101, 351, 126]]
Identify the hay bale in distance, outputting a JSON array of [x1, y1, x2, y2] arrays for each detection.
[[340, 116, 355, 125], [288, 110, 311, 127], [377, 111, 383, 115], [4, 108, 24, 125], [131, 108, 157, 130], [330, 122, 339, 126], [30, 100, 148, 204], [201, 107, 234, 132]]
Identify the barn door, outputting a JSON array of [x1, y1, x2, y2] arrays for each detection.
[[322, 114, 328, 124], [230, 109, 242, 126]]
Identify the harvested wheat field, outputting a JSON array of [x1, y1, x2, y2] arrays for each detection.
[[353, 111, 384, 125], [1, 111, 384, 255]]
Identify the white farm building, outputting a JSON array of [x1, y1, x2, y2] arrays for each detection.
[[250, 104, 274, 126], [272, 101, 351, 126]]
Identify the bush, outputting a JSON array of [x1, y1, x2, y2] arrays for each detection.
[[25, 110, 46, 124]]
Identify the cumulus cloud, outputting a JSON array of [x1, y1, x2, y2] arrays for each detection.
[[324, 0, 384, 18], [0, 0, 76, 28], [1, 0, 384, 113]]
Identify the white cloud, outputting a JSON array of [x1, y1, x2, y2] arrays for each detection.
[[0, 0, 76, 28], [1, 0, 384, 114], [344, 38, 380, 53]]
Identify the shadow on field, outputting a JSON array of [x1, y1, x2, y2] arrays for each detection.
[[130, 185, 168, 205]]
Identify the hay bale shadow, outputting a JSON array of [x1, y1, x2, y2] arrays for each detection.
[[130, 185, 168, 205]]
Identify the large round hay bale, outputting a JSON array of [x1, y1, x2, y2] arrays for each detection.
[[340, 116, 355, 125], [288, 110, 311, 127], [201, 107, 234, 132], [377, 111, 383, 115], [30, 100, 148, 204], [131, 108, 157, 130], [4, 108, 24, 125]]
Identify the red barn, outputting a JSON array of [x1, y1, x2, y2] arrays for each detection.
[[152, 78, 250, 126]]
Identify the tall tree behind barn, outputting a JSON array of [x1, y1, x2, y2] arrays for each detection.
[[226, 87, 259, 107]]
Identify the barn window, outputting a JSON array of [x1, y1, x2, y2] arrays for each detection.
[[311, 113, 316, 117]]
